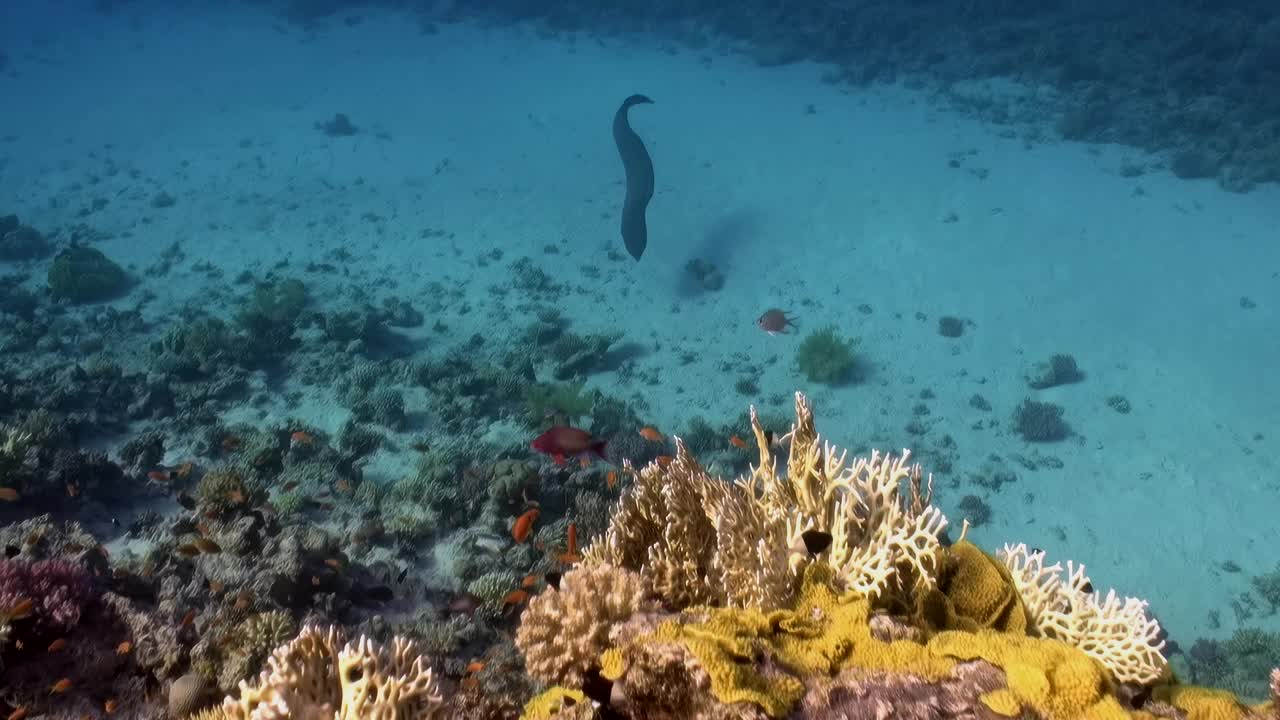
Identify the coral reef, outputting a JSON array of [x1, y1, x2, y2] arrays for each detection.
[[0, 214, 52, 260], [522, 394, 1274, 719], [46, 246, 130, 303], [0, 557, 97, 632], [586, 393, 946, 611], [211, 625, 445, 719]]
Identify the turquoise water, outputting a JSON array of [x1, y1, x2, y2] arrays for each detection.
[[1, 0, 1278, 714]]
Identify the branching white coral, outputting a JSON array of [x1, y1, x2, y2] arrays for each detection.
[[998, 543, 1167, 684], [587, 392, 950, 609], [219, 625, 445, 719]]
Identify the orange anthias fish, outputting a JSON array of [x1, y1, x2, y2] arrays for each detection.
[[559, 523, 581, 565], [606, 470, 618, 489], [638, 426, 663, 443], [512, 509, 540, 544], [290, 431, 314, 446], [729, 435, 748, 449], [530, 426, 607, 466], [0, 487, 20, 502]]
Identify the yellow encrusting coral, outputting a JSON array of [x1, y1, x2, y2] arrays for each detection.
[[929, 629, 1130, 719], [916, 540, 1030, 635], [1151, 685, 1250, 720], [614, 563, 955, 717], [520, 687, 587, 720]]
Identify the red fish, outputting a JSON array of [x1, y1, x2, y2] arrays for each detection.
[[531, 426, 607, 466], [512, 509, 540, 544], [757, 308, 797, 335]]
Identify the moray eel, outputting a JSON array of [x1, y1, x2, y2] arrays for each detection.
[[613, 94, 654, 261]]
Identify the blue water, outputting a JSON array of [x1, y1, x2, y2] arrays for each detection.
[[1, 0, 1278, 713]]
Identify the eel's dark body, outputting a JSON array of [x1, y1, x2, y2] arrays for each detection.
[[613, 94, 654, 261]]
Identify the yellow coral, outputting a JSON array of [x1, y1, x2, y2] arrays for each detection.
[[1152, 685, 1249, 720], [626, 563, 954, 717], [929, 629, 1130, 720], [979, 688, 1022, 716], [917, 540, 1029, 634], [520, 687, 587, 720]]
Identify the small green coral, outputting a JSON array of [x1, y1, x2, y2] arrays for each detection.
[[47, 246, 129, 303], [795, 326, 859, 385], [523, 380, 595, 427]]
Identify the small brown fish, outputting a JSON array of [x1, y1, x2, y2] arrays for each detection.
[[194, 538, 221, 554], [756, 308, 797, 335], [729, 435, 748, 449], [0, 487, 20, 502], [5, 597, 34, 620], [147, 469, 174, 483], [501, 589, 529, 608], [176, 544, 201, 557], [233, 591, 253, 611], [50, 677, 73, 693], [638, 426, 663, 443], [116, 641, 132, 655], [104, 699, 118, 714], [606, 470, 618, 489], [7, 707, 28, 720], [446, 592, 482, 616], [47, 638, 67, 653], [290, 431, 314, 446], [521, 574, 538, 589], [222, 436, 241, 451], [180, 610, 196, 627], [466, 660, 486, 674]]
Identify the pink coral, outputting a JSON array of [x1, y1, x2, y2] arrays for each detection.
[[0, 558, 97, 630]]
